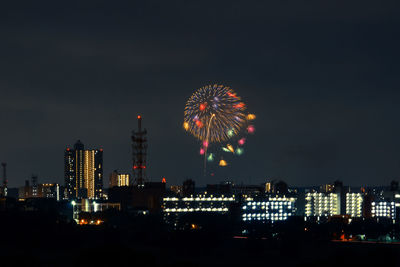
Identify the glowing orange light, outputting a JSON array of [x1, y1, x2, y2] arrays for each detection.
[[246, 114, 256, 120], [233, 102, 245, 109], [227, 92, 237, 98], [199, 103, 207, 111], [191, 224, 199, 230], [137, 115, 141, 119], [226, 144, 235, 153], [183, 122, 189, 131], [219, 159, 228, 166], [66, 148, 70, 151], [196, 120, 203, 128], [162, 177, 166, 183]]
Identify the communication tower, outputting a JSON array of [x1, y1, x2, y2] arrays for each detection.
[[131, 115, 147, 187]]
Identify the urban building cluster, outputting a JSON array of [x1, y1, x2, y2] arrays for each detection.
[[0, 116, 398, 234], [162, 179, 400, 227]]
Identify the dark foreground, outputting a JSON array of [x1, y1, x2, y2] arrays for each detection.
[[0, 212, 399, 267]]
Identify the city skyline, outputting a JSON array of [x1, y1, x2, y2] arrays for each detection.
[[1, 1, 400, 187], [1, 2, 400, 266]]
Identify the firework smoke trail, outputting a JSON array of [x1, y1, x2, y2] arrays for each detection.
[[203, 113, 215, 176]]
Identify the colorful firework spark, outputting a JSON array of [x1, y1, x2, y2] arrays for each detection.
[[219, 159, 228, 166], [247, 125, 255, 134], [246, 114, 256, 120], [238, 138, 246, 146], [226, 144, 235, 153], [235, 147, 244, 155]]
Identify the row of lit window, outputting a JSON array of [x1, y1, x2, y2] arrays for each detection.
[[243, 216, 289, 222], [163, 197, 235, 202], [163, 208, 229, 212], [242, 213, 292, 217], [246, 201, 293, 206]]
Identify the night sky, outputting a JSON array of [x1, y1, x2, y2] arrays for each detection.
[[1, 1, 400, 187]]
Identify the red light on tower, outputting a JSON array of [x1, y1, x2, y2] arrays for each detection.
[[162, 177, 166, 183], [137, 115, 141, 119]]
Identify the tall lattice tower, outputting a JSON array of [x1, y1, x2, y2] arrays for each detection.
[[1, 163, 7, 197], [132, 115, 147, 187]]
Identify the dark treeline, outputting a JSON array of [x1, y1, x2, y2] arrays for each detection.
[[0, 202, 399, 267]]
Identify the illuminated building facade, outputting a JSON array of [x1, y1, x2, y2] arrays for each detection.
[[346, 193, 363, 217], [320, 184, 334, 193], [163, 194, 235, 213], [40, 184, 60, 201], [305, 192, 340, 218], [109, 170, 130, 187], [265, 182, 272, 193], [72, 199, 121, 223], [241, 196, 296, 223], [118, 174, 129, 187], [18, 182, 60, 200], [162, 194, 235, 224], [64, 140, 103, 200], [31, 175, 38, 197], [395, 194, 400, 220], [371, 201, 396, 220]]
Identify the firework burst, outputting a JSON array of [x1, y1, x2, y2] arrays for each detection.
[[183, 84, 246, 143]]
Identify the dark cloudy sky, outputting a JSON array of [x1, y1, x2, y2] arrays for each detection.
[[0, 1, 399, 187]]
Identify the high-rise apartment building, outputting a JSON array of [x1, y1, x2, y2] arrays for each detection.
[[64, 140, 103, 200]]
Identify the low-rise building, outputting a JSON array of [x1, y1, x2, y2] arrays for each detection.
[[346, 193, 363, 217], [371, 201, 396, 221], [241, 195, 296, 223], [305, 192, 340, 218]]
